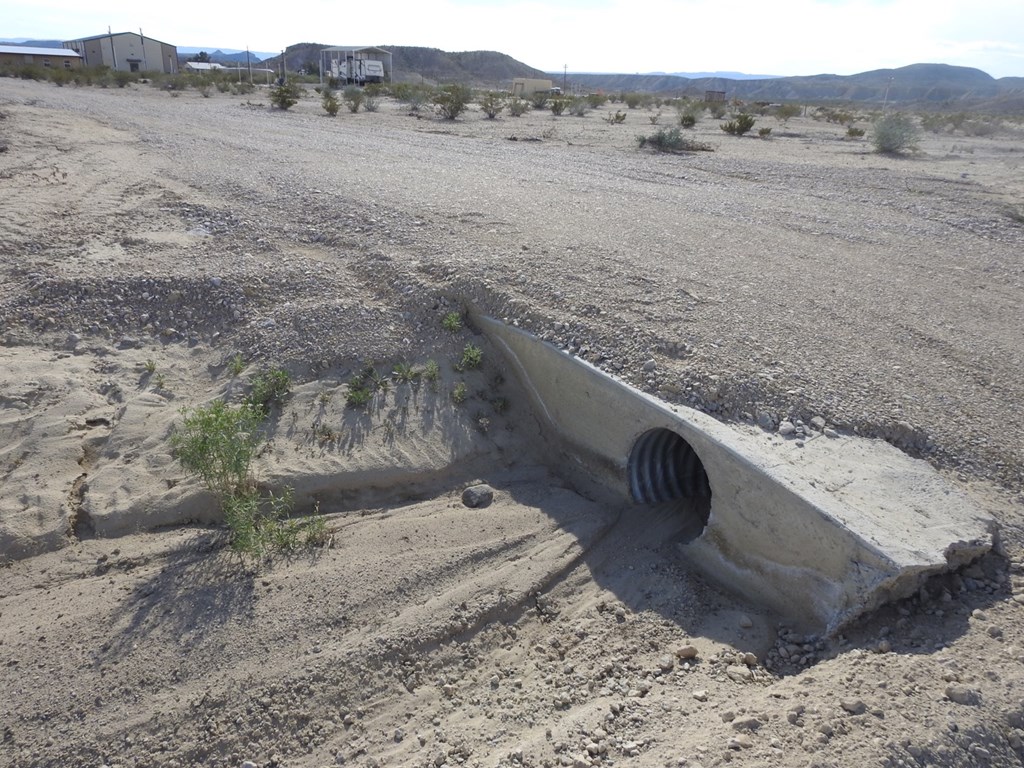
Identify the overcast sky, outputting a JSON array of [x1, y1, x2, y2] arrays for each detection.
[[4, 0, 1023, 78]]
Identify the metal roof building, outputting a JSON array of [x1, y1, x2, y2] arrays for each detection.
[[0, 45, 82, 69], [63, 32, 178, 74]]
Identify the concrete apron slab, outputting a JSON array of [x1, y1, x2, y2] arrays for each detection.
[[477, 314, 996, 634]]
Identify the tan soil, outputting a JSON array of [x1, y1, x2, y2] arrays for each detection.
[[1, 79, 1023, 768]]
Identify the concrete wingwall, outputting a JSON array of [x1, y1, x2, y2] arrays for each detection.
[[476, 313, 995, 633]]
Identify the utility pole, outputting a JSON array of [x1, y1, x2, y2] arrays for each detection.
[[246, 46, 252, 84], [139, 28, 147, 71], [882, 76, 894, 112], [563, 64, 567, 94]]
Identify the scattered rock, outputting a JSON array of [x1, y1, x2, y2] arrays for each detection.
[[726, 665, 753, 683], [461, 484, 494, 508], [841, 698, 867, 715], [945, 685, 981, 706], [778, 421, 796, 436], [675, 645, 699, 660]]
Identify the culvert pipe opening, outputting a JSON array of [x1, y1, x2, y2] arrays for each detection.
[[628, 428, 711, 542]]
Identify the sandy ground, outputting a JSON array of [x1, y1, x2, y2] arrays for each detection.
[[1, 79, 1024, 768]]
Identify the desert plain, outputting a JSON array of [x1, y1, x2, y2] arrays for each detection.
[[1, 77, 1024, 767]]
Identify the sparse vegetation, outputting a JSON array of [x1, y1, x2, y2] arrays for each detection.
[[143, 359, 157, 374], [529, 92, 549, 110], [433, 84, 472, 120], [343, 86, 364, 113], [549, 99, 567, 116], [636, 127, 712, 153], [478, 91, 506, 119], [872, 112, 920, 154], [586, 93, 607, 108], [423, 360, 441, 390], [451, 381, 468, 404], [568, 98, 590, 117], [758, 127, 772, 138], [721, 114, 756, 136], [847, 126, 866, 138], [442, 311, 463, 332], [506, 98, 529, 117], [322, 88, 340, 116], [245, 368, 291, 416], [774, 103, 802, 125], [270, 80, 302, 110], [172, 400, 263, 502], [227, 353, 246, 377], [456, 343, 483, 371], [604, 110, 627, 125]]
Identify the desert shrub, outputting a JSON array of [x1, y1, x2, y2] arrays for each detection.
[[215, 79, 231, 93], [363, 94, 380, 112], [678, 113, 697, 129], [343, 85, 364, 113], [442, 311, 463, 332], [549, 98, 567, 116], [478, 91, 506, 118], [433, 84, 472, 120], [623, 92, 644, 109], [564, 98, 588, 117], [847, 126, 865, 138], [506, 98, 529, 117], [529, 91, 549, 109], [961, 118, 999, 136], [232, 81, 255, 95], [636, 127, 712, 153], [393, 83, 431, 112], [872, 112, 920, 154], [648, 112, 662, 125], [172, 400, 263, 499], [604, 110, 627, 124], [48, 68, 72, 87], [758, 127, 772, 138], [451, 382, 468, 404], [774, 103, 802, 124], [364, 83, 385, 98], [586, 92, 606, 108], [270, 80, 302, 110], [721, 114, 756, 136], [707, 103, 726, 119], [245, 367, 292, 416], [456, 343, 483, 371], [322, 88, 340, 116]]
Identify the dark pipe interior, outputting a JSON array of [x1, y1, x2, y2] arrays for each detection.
[[628, 428, 711, 541]]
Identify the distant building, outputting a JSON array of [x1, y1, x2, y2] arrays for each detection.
[[0, 45, 82, 70], [511, 78, 554, 97], [704, 90, 727, 103], [63, 32, 177, 74]]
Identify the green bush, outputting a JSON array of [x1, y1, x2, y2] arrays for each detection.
[[343, 85, 363, 113], [774, 103, 801, 124], [568, 98, 589, 117], [708, 103, 726, 119], [758, 127, 772, 138], [847, 126, 865, 138], [529, 91, 549, 110], [172, 400, 263, 500], [636, 127, 713, 153], [721, 113, 756, 136], [322, 88, 340, 116], [507, 98, 529, 117], [604, 110, 626, 124], [245, 368, 291, 415], [478, 91, 506, 119], [549, 98, 567, 116], [270, 80, 302, 110], [442, 311, 463, 332], [586, 92, 607, 108], [624, 92, 644, 109], [872, 113, 920, 154], [456, 343, 483, 371], [433, 84, 472, 120]]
